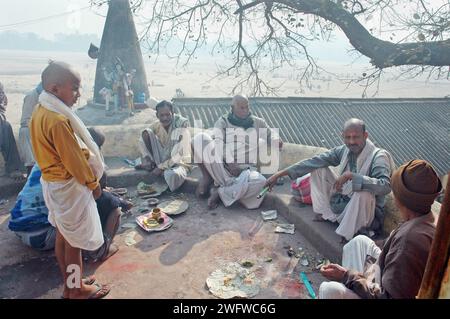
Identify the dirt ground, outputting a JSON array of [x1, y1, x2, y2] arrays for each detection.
[[0, 185, 328, 299]]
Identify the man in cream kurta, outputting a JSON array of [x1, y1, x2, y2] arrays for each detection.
[[266, 119, 394, 241], [19, 83, 42, 175], [137, 100, 191, 192], [192, 94, 283, 209]]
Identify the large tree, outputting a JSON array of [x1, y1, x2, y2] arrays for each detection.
[[92, 0, 450, 96]]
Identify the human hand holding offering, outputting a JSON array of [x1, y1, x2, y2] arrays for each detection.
[[320, 263, 347, 282]]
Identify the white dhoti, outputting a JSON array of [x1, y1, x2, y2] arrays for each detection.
[[18, 126, 35, 167], [41, 177, 104, 251], [310, 167, 376, 240], [138, 129, 188, 192], [319, 235, 381, 299], [192, 132, 266, 209]]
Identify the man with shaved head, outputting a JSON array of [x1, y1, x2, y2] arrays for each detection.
[[266, 118, 395, 242], [30, 61, 110, 299], [193, 94, 283, 210]]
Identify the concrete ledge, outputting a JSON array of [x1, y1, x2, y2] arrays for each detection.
[[265, 194, 344, 263]]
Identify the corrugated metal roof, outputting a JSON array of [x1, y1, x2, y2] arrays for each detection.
[[174, 97, 450, 176]]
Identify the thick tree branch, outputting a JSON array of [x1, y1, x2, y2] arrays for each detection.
[[278, 0, 450, 68]]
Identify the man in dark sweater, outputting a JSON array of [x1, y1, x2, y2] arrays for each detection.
[[0, 81, 25, 180], [319, 159, 442, 299]]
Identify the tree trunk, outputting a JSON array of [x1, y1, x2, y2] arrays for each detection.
[[94, 0, 149, 103], [417, 174, 450, 298]]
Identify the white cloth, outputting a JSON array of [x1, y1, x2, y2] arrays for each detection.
[[319, 281, 361, 299], [342, 235, 381, 273], [192, 132, 266, 209], [310, 167, 376, 240], [337, 139, 378, 196], [41, 177, 103, 250], [38, 91, 104, 250], [18, 127, 35, 167], [319, 235, 381, 299]]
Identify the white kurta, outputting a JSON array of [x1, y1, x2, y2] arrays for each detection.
[[192, 132, 266, 209]]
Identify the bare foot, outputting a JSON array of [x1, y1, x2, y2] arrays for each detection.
[[62, 276, 97, 299], [207, 187, 220, 210], [68, 283, 110, 299]]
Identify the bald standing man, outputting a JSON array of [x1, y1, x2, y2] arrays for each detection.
[[266, 119, 395, 242], [30, 61, 110, 299]]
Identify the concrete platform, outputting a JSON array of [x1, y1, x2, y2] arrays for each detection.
[[0, 158, 349, 299]]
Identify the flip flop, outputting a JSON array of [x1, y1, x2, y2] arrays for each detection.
[[83, 275, 96, 285], [88, 283, 111, 299], [60, 276, 97, 298]]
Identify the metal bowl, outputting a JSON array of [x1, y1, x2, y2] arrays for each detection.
[[147, 198, 160, 206]]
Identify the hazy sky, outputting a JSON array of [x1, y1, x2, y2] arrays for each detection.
[[0, 0, 106, 39], [0, 0, 360, 63]]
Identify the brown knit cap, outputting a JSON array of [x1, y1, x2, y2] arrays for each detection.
[[391, 159, 442, 214]]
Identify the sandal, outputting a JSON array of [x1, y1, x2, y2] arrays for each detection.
[[83, 275, 96, 285], [60, 276, 97, 298], [88, 283, 111, 299]]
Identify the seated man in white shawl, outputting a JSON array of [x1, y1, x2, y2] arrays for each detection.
[[192, 94, 283, 210], [18, 83, 43, 176], [266, 119, 395, 242], [136, 100, 191, 192], [30, 61, 109, 299]]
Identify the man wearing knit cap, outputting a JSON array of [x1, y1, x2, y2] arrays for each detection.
[[318, 159, 442, 299]]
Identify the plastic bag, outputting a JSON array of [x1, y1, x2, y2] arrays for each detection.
[[291, 173, 312, 204]]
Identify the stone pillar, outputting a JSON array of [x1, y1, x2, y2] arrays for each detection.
[[93, 0, 149, 104]]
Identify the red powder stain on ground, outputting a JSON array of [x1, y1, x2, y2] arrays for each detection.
[[273, 277, 305, 299], [113, 263, 142, 272], [99, 254, 146, 273]]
